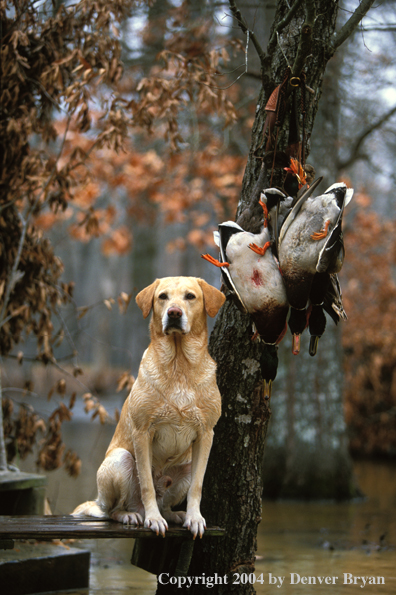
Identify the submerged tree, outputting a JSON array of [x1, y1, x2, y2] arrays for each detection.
[[0, 0, 143, 474], [0, 0, 236, 474], [185, 1, 376, 593], [0, 1, 380, 593], [342, 191, 396, 457]]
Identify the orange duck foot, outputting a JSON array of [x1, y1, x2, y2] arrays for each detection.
[[284, 158, 307, 189], [249, 241, 271, 256], [201, 254, 229, 268], [311, 219, 330, 240], [259, 200, 269, 227]]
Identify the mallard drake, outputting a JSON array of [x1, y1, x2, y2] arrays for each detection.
[[201, 209, 289, 399], [258, 187, 291, 251], [260, 179, 321, 354], [202, 218, 288, 346], [277, 181, 353, 354], [260, 177, 323, 257]]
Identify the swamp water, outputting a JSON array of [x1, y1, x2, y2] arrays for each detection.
[[18, 421, 396, 595]]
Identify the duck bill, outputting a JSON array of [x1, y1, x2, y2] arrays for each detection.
[[292, 334, 301, 355], [263, 379, 272, 401], [309, 336, 319, 357]]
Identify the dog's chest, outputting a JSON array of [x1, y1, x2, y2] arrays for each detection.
[[151, 403, 202, 466]]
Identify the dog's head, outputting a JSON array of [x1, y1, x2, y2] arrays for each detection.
[[136, 277, 225, 336]]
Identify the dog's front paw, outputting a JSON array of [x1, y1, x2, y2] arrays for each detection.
[[144, 515, 168, 537], [183, 512, 206, 539], [163, 510, 186, 525], [111, 511, 143, 525]]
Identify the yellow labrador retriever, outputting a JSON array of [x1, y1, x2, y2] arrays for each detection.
[[72, 277, 225, 538]]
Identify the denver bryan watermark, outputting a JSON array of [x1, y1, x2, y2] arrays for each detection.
[[158, 572, 386, 589]]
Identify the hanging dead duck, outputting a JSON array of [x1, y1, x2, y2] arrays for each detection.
[[201, 208, 289, 399], [260, 176, 324, 258], [202, 217, 289, 346], [261, 178, 324, 354], [277, 181, 353, 354]]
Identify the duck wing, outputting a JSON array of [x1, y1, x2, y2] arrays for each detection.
[[323, 273, 347, 323], [260, 187, 287, 255], [216, 222, 248, 313], [278, 176, 323, 246], [316, 184, 354, 273]]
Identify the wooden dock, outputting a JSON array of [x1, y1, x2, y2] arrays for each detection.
[[0, 514, 225, 542], [0, 515, 225, 578]]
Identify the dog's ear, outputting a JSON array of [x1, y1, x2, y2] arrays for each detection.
[[136, 280, 160, 318], [197, 279, 226, 317]]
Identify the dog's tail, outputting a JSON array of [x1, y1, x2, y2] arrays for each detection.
[[71, 501, 109, 519]]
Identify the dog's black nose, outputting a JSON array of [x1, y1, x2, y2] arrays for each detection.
[[167, 306, 183, 319]]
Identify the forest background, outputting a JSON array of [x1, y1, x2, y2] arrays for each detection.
[[1, 0, 396, 504]]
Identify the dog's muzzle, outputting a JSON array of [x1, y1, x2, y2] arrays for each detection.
[[163, 306, 185, 335], [163, 306, 186, 334]]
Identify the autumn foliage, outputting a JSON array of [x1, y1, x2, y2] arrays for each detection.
[[1, 0, 394, 479], [0, 0, 246, 475], [342, 191, 396, 457], [1, 0, 239, 357], [36, 121, 245, 255]]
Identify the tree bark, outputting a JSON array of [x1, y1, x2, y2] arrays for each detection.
[[262, 328, 356, 499], [154, 1, 375, 592], [260, 33, 357, 500], [156, 4, 342, 592], [0, 370, 8, 472]]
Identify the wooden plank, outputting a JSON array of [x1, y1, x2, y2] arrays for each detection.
[[0, 515, 225, 541], [0, 542, 90, 595], [0, 473, 47, 491], [131, 535, 196, 576], [0, 473, 47, 515]]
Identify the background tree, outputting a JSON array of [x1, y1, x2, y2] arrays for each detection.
[[0, 0, 143, 474], [186, 1, 377, 593], [2, 2, 395, 594], [0, 0, 237, 474], [342, 192, 396, 457]]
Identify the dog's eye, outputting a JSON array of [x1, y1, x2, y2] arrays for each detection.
[[185, 293, 196, 300], [158, 293, 168, 300]]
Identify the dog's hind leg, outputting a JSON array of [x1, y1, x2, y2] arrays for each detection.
[[72, 500, 109, 518], [160, 463, 191, 525], [96, 447, 144, 525]]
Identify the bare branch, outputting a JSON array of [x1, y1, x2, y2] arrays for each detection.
[[0, 115, 72, 330], [201, 30, 251, 90], [360, 25, 396, 32], [329, 0, 377, 56], [337, 104, 396, 171], [0, 213, 28, 329], [268, 0, 305, 48], [228, 0, 266, 66], [291, 0, 315, 77], [0, 369, 7, 471]]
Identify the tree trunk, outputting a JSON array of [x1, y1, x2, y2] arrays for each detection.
[[154, 0, 374, 591], [262, 328, 356, 499], [0, 369, 8, 472], [261, 40, 358, 500]]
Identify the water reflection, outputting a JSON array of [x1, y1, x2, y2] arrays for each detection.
[[19, 422, 396, 594]]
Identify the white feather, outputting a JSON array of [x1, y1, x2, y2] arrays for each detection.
[[324, 182, 347, 193], [218, 221, 245, 231], [345, 188, 354, 206]]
